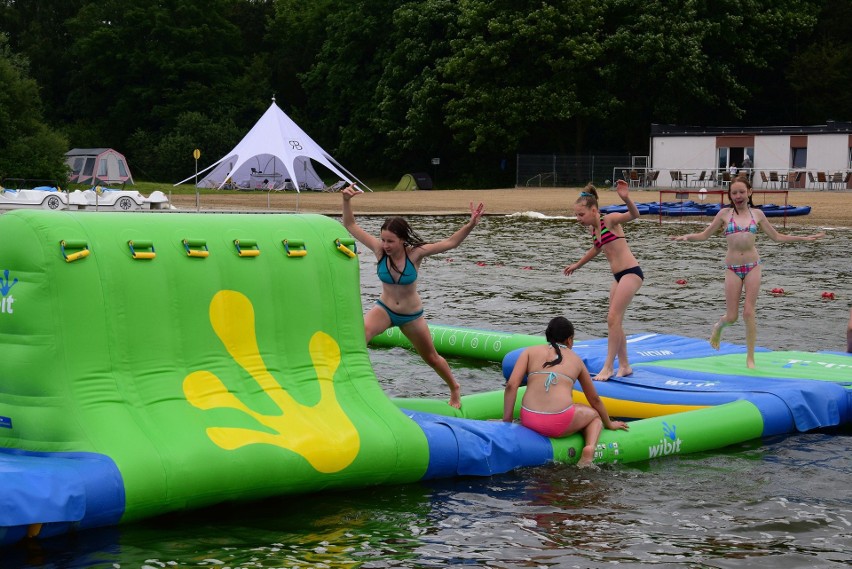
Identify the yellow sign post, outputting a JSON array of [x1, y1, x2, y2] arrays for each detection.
[[193, 149, 201, 211]]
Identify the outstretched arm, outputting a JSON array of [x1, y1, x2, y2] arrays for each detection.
[[341, 186, 381, 255], [671, 209, 726, 241], [564, 245, 600, 276], [420, 201, 485, 256], [756, 211, 826, 242], [608, 179, 641, 224]]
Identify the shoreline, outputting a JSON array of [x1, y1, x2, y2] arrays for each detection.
[[167, 187, 852, 229]]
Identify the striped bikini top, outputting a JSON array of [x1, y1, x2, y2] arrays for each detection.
[[594, 216, 624, 249]]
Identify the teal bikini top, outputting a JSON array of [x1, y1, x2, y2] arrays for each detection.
[[528, 370, 577, 391], [377, 253, 418, 285]]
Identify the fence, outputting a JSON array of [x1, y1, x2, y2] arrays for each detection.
[[516, 154, 640, 188]]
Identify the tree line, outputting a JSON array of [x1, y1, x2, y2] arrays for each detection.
[[1, 0, 849, 187]]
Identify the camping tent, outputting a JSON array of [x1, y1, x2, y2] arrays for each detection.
[[393, 172, 433, 191], [176, 99, 369, 192], [393, 174, 418, 191], [65, 148, 134, 185]]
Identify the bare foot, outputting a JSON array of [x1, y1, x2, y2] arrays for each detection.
[[577, 445, 597, 468], [593, 368, 614, 381], [616, 366, 633, 377], [746, 357, 755, 369], [709, 321, 725, 350], [448, 383, 462, 409]]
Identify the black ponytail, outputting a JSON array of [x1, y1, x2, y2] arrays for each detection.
[[542, 317, 574, 368]]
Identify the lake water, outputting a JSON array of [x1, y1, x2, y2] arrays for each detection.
[[4, 212, 850, 568]]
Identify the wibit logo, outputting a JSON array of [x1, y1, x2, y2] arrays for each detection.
[[649, 421, 683, 458], [1, 269, 18, 314]]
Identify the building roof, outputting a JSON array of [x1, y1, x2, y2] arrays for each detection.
[[65, 148, 116, 156], [651, 121, 852, 137]]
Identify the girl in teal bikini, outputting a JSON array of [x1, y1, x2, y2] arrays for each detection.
[[672, 175, 824, 367], [503, 317, 628, 467], [342, 184, 485, 408]]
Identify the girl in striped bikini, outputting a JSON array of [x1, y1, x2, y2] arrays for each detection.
[[564, 179, 643, 380], [672, 175, 824, 367]]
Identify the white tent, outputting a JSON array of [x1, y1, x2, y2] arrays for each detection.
[[176, 98, 369, 192]]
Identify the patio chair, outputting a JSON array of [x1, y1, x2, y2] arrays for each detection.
[[768, 171, 780, 189], [670, 170, 681, 187], [629, 170, 641, 187], [759, 171, 769, 188], [786, 171, 801, 189], [807, 172, 816, 188], [829, 172, 843, 190], [816, 171, 828, 189], [692, 170, 706, 187]]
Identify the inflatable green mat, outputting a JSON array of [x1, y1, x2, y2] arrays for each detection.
[[0, 210, 430, 528]]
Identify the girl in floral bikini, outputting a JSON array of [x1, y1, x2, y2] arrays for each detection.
[[672, 175, 824, 367]]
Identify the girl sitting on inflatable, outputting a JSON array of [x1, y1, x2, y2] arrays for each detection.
[[503, 316, 629, 467]]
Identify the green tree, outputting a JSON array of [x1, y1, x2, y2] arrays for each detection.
[[0, 34, 68, 182], [787, 0, 852, 123], [128, 111, 242, 182], [65, 0, 249, 146]]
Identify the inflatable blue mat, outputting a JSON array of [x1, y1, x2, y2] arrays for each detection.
[[599, 201, 812, 217], [502, 333, 765, 380], [403, 411, 553, 479]]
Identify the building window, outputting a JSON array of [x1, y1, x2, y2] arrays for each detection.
[[717, 148, 728, 170], [791, 147, 807, 169]]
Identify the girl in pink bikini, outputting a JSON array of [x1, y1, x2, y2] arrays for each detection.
[[503, 317, 628, 468], [564, 179, 643, 380], [672, 175, 824, 367]]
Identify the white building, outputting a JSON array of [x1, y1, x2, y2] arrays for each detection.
[[648, 121, 852, 189]]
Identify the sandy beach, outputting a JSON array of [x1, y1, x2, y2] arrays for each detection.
[[168, 187, 852, 229]]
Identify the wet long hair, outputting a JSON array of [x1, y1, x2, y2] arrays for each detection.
[[380, 217, 426, 275], [575, 183, 599, 210], [543, 316, 575, 368], [728, 175, 755, 215]]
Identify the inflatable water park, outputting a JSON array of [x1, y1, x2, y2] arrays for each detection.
[[0, 210, 849, 547]]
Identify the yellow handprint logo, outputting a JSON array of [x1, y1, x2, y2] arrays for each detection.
[[183, 290, 360, 473]]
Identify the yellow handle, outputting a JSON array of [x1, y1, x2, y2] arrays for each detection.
[[234, 239, 261, 257], [335, 238, 357, 258], [60, 240, 90, 262], [64, 249, 90, 263], [183, 239, 209, 258], [283, 239, 307, 257], [128, 240, 156, 260]]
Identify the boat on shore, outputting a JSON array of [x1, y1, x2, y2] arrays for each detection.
[[0, 179, 171, 211]]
